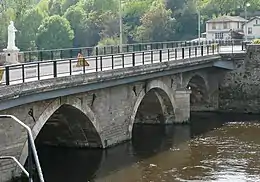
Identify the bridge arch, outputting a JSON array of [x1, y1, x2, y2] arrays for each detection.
[[184, 73, 209, 107], [19, 97, 103, 166], [129, 80, 175, 136]]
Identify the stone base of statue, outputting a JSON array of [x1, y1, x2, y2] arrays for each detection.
[[3, 48, 20, 65]]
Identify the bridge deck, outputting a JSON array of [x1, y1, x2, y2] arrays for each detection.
[[0, 45, 244, 86]]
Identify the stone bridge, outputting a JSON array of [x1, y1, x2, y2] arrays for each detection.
[[0, 44, 250, 181]]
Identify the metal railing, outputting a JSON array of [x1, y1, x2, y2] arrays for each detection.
[[0, 44, 220, 86], [20, 39, 247, 62], [0, 115, 44, 182], [0, 156, 29, 178]]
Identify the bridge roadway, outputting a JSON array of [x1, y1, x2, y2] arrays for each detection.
[[0, 45, 243, 85]]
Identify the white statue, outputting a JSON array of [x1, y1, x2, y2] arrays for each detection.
[[7, 21, 18, 50]]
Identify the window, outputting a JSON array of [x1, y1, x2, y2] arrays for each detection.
[[215, 33, 224, 39], [212, 23, 216, 29], [223, 22, 228, 29], [256, 20, 258, 24], [248, 27, 252, 34]]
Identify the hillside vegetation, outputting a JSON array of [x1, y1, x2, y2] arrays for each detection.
[[0, 0, 259, 51]]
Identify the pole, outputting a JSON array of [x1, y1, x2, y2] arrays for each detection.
[[119, 0, 123, 53], [28, 133, 33, 182], [245, 5, 248, 41], [198, 10, 201, 42]]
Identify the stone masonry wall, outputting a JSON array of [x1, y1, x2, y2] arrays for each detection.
[[0, 67, 216, 181], [219, 45, 260, 113]]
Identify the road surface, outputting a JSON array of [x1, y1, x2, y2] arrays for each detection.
[[0, 45, 244, 85]]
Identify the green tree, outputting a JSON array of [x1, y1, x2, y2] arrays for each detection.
[[99, 11, 119, 39], [174, 0, 198, 40], [134, 0, 176, 42], [64, 4, 87, 47], [61, 0, 80, 13], [36, 15, 74, 49], [48, 0, 63, 15], [79, 11, 102, 47], [16, 8, 44, 50], [123, 0, 151, 43], [79, 0, 117, 13]]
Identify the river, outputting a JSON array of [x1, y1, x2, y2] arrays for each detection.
[[16, 112, 260, 182]]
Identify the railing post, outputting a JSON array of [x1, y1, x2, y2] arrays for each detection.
[[95, 57, 98, 72], [132, 53, 135, 66], [37, 62, 40, 80], [175, 49, 177, 60], [189, 47, 191, 57], [69, 59, 72, 75], [127, 45, 129, 52], [201, 45, 204, 56], [83, 56, 86, 73], [96, 47, 99, 56], [182, 47, 184, 59], [53, 61, 57, 77], [112, 55, 114, 69], [159, 50, 162, 62], [117, 45, 120, 53], [139, 44, 142, 51], [142, 52, 145, 64], [22, 65, 25, 83], [207, 45, 209, 55], [5, 66, 10, 85], [195, 46, 197, 57], [122, 54, 125, 68]]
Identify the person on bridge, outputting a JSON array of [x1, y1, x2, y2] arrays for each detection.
[[77, 52, 89, 67]]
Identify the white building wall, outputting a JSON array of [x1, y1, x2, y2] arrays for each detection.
[[206, 21, 245, 40], [243, 18, 260, 39]]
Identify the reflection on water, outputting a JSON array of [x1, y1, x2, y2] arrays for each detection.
[[19, 112, 260, 182]]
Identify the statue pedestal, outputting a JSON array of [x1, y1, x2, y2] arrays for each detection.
[[3, 48, 20, 65]]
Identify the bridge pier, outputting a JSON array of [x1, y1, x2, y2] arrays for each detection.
[[174, 88, 192, 124]]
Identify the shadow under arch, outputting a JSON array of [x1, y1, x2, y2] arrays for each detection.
[[35, 104, 103, 148], [18, 98, 103, 168], [129, 80, 175, 136], [130, 85, 175, 157], [186, 74, 209, 107]]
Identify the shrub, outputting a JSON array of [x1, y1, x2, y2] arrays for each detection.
[[252, 39, 260, 44]]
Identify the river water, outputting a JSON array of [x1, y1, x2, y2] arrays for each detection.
[[18, 112, 260, 182]]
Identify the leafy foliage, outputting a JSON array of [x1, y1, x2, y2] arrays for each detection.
[[0, 0, 258, 50], [36, 15, 74, 49]]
